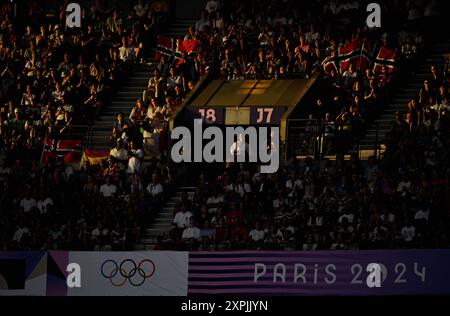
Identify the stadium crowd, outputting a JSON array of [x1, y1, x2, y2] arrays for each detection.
[[0, 0, 173, 251], [0, 0, 448, 252], [152, 0, 450, 251], [155, 0, 434, 153], [159, 59, 449, 251]]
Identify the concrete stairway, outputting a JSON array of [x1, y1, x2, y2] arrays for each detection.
[[164, 18, 198, 38], [358, 38, 450, 158], [131, 16, 200, 250], [85, 17, 198, 152], [85, 63, 152, 152], [134, 187, 196, 250]]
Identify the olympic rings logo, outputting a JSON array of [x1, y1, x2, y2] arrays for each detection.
[[100, 259, 155, 287]]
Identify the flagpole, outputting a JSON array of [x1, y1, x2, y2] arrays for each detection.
[[358, 41, 364, 72], [40, 136, 47, 165]]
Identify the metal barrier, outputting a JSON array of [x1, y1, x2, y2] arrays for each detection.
[[286, 119, 320, 158], [286, 119, 383, 160], [350, 123, 383, 161]]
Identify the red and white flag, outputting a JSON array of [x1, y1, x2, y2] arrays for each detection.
[[156, 35, 200, 61], [177, 39, 199, 55], [338, 39, 363, 72], [338, 39, 375, 72], [41, 139, 83, 165], [322, 52, 339, 74], [373, 46, 398, 74], [156, 34, 176, 61]]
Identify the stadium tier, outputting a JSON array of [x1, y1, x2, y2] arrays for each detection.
[[0, 0, 449, 298]]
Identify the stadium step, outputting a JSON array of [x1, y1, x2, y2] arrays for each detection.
[[86, 63, 150, 151], [134, 187, 196, 250], [155, 214, 174, 221], [120, 87, 146, 93]]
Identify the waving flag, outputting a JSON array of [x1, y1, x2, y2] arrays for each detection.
[[359, 39, 376, 71], [338, 39, 363, 72], [177, 39, 199, 56], [339, 38, 375, 72], [80, 149, 110, 167], [322, 52, 339, 74], [156, 35, 176, 61], [41, 139, 82, 165], [373, 46, 398, 74], [156, 35, 199, 61], [323, 39, 376, 74]]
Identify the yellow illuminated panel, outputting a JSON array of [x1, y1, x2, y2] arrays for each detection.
[[236, 89, 251, 95], [225, 108, 237, 125], [225, 107, 250, 125], [239, 81, 258, 89], [250, 89, 266, 95], [237, 108, 250, 124]]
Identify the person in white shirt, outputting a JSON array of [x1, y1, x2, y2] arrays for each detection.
[[276, 223, 295, 240], [302, 234, 318, 251], [99, 176, 117, 198], [305, 24, 321, 43], [173, 206, 193, 229], [414, 209, 430, 223], [91, 222, 108, 240], [234, 179, 251, 197], [330, 233, 348, 250], [146, 173, 164, 198], [273, 191, 287, 209], [380, 209, 395, 224], [12, 225, 30, 243], [307, 209, 324, 227], [110, 138, 128, 170], [249, 222, 265, 242], [338, 211, 354, 224], [118, 37, 134, 62], [257, 26, 273, 47], [206, 192, 224, 214], [228, 133, 249, 161], [20, 193, 37, 213], [127, 141, 144, 174], [37, 191, 53, 215], [397, 176, 412, 197], [182, 218, 201, 241], [49, 224, 62, 241], [401, 221, 416, 243], [128, 155, 142, 174]]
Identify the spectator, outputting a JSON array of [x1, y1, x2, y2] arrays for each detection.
[[249, 221, 265, 243], [146, 173, 164, 199], [173, 204, 193, 229], [181, 217, 201, 242], [99, 176, 117, 198]]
